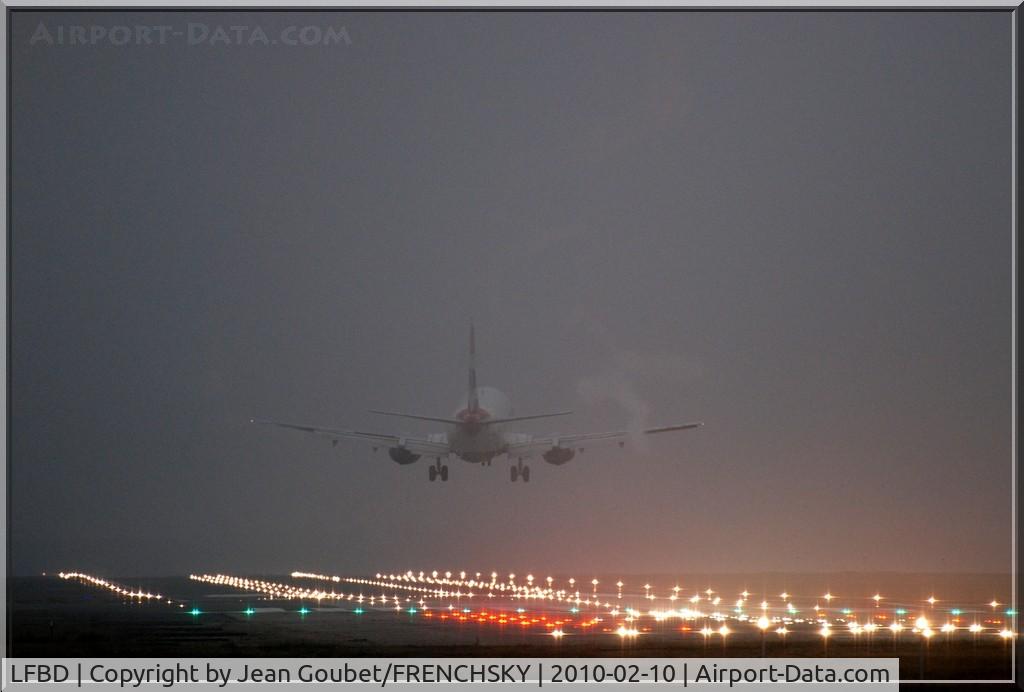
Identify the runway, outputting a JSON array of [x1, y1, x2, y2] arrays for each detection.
[[10, 569, 1016, 680]]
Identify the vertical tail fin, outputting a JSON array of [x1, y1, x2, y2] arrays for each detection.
[[468, 321, 479, 411]]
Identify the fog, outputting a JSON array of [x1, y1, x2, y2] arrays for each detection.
[[10, 10, 1012, 577]]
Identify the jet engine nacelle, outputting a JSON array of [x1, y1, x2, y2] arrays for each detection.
[[388, 447, 421, 465], [542, 446, 575, 465]]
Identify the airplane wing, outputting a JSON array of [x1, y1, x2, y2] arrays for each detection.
[[251, 418, 450, 457], [505, 422, 703, 458]]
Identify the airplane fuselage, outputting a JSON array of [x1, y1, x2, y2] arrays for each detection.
[[447, 386, 512, 464], [254, 322, 701, 483]]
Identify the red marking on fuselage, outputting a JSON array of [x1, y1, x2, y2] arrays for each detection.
[[455, 407, 491, 425]]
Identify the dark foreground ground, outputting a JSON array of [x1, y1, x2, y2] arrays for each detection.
[[10, 576, 1014, 684]]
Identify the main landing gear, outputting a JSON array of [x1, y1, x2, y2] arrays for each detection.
[[510, 458, 530, 483], [428, 458, 449, 482]]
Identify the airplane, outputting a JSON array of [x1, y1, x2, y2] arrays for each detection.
[[252, 324, 702, 482]]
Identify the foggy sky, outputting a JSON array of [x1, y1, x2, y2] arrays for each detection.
[[10, 10, 1013, 577]]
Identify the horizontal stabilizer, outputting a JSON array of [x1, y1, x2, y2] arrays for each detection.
[[369, 409, 572, 426], [643, 422, 703, 434], [480, 411, 573, 425], [368, 410, 461, 425]]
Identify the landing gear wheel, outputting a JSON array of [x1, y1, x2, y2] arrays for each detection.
[[428, 466, 437, 482], [522, 465, 530, 482], [510, 466, 519, 482], [440, 465, 449, 482]]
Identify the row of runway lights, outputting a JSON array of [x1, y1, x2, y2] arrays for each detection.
[[56, 570, 1017, 641], [298, 569, 1017, 622], [356, 570, 1019, 640], [58, 573, 163, 601], [292, 570, 589, 603], [188, 571, 1017, 641], [191, 573, 412, 608], [57, 572, 202, 613], [58, 568, 1016, 622], [302, 569, 1018, 617]]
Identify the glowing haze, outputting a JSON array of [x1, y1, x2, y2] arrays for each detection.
[[10, 11, 1011, 578]]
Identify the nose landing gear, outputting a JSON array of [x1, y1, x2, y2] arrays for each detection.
[[428, 458, 449, 482], [510, 458, 530, 482]]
